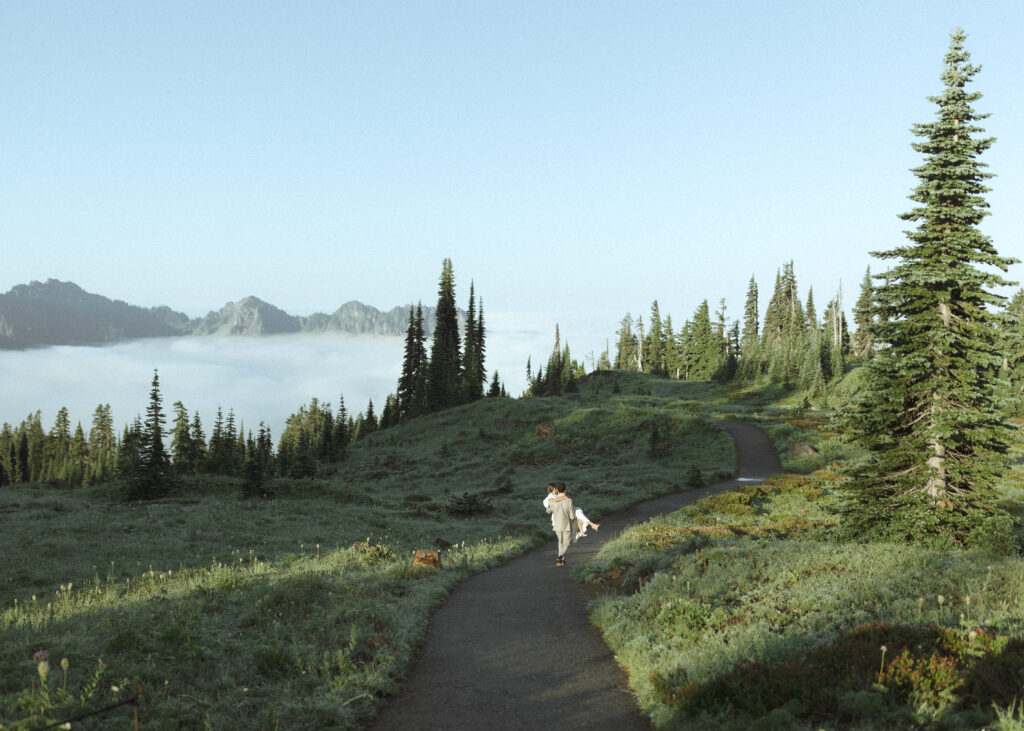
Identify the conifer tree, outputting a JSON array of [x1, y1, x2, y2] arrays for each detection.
[[840, 30, 1017, 549], [130, 370, 172, 499], [613, 314, 638, 370], [68, 423, 88, 487], [189, 411, 207, 474], [998, 289, 1024, 414], [487, 370, 502, 397], [739, 275, 760, 380], [851, 267, 875, 359], [361, 399, 378, 437], [462, 283, 478, 402], [332, 396, 349, 460], [427, 259, 462, 411], [170, 401, 193, 474], [663, 316, 680, 378], [643, 301, 667, 376], [89, 404, 115, 484]]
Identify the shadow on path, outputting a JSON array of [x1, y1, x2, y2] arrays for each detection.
[[371, 419, 782, 730]]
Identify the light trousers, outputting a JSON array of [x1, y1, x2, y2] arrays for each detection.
[[555, 530, 571, 557]]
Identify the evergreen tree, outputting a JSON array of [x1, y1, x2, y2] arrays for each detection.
[[132, 369, 172, 499], [44, 407, 71, 481], [688, 300, 719, 380], [998, 289, 1024, 414], [461, 282, 485, 402], [332, 396, 349, 461], [662, 317, 680, 378], [643, 301, 667, 376], [851, 267, 875, 359], [487, 370, 503, 397], [361, 399, 378, 437], [840, 30, 1017, 550], [739, 275, 760, 379], [17, 430, 29, 485], [68, 423, 88, 487], [170, 401, 193, 474], [427, 259, 462, 411], [189, 411, 207, 475], [613, 314, 638, 370], [474, 298, 487, 394], [89, 404, 115, 485], [380, 394, 398, 430]]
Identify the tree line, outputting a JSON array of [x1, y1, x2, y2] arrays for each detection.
[[0, 259, 506, 495]]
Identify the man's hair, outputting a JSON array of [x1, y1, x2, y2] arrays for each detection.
[[555, 482, 567, 494]]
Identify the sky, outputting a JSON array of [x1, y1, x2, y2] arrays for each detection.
[[3, 1, 1024, 360]]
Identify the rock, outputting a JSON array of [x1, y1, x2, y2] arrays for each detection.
[[413, 549, 441, 569], [534, 423, 555, 438]]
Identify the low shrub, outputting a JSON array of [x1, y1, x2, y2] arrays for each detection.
[[650, 621, 1024, 725]]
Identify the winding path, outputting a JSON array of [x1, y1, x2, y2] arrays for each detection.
[[371, 419, 782, 730]]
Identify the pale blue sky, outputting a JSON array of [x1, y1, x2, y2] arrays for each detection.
[[3, 1, 1024, 356]]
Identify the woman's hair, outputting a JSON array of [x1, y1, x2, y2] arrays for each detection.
[[546, 483, 558, 493]]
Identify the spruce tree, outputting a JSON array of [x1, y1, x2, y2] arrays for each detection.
[[613, 314, 638, 370], [998, 289, 1024, 414], [130, 370, 172, 499], [170, 401, 193, 474], [462, 283, 478, 402], [851, 267, 875, 359], [397, 303, 428, 418], [739, 275, 760, 379], [840, 30, 1017, 550], [643, 301, 667, 376], [189, 411, 207, 475], [89, 404, 115, 484], [426, 259, 462, 411]]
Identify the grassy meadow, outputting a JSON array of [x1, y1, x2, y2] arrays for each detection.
[[1, 371, 734, 729], [579, 388, 1024, 729]]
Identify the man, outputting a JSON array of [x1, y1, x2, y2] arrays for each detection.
[[545, 482, 575, 567]]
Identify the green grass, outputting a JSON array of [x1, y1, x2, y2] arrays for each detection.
[[580, 463, 1024, 729], [0, 371, 735, 729]]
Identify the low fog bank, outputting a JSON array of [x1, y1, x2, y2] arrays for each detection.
[[1, 318, 609, 440]]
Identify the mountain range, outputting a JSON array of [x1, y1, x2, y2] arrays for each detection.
[[0, 280, 449, 349]]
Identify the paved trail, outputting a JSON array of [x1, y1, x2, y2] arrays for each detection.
[[371, 420, 782, 730]]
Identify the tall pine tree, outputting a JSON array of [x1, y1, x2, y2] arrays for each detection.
[[840, 30, 1017, 550], [427, 259, 462, 411]]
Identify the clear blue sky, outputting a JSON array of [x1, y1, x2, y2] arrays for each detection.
[[3, 1, 1023, 354]]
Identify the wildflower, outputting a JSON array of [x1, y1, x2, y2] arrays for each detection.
[[32, 650, 48, 661], [38, 660, 50, 680], [969, 630, 978, 642], [61, 657, 69, 671], [112, 685, 120, 693], [937, 595, 945, 605]]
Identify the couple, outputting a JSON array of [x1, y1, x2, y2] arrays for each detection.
[[543, 482, 600, 567]]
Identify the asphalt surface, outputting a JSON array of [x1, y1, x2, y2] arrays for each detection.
[[370, 419, 783, 730]]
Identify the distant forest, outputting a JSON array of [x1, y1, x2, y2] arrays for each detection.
[[0, 259, 500, 496]]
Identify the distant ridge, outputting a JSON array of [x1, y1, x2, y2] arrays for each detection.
[[0, 280, 451, 349]]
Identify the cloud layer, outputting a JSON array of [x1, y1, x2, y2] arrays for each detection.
[[1, 319, 605, 440]]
